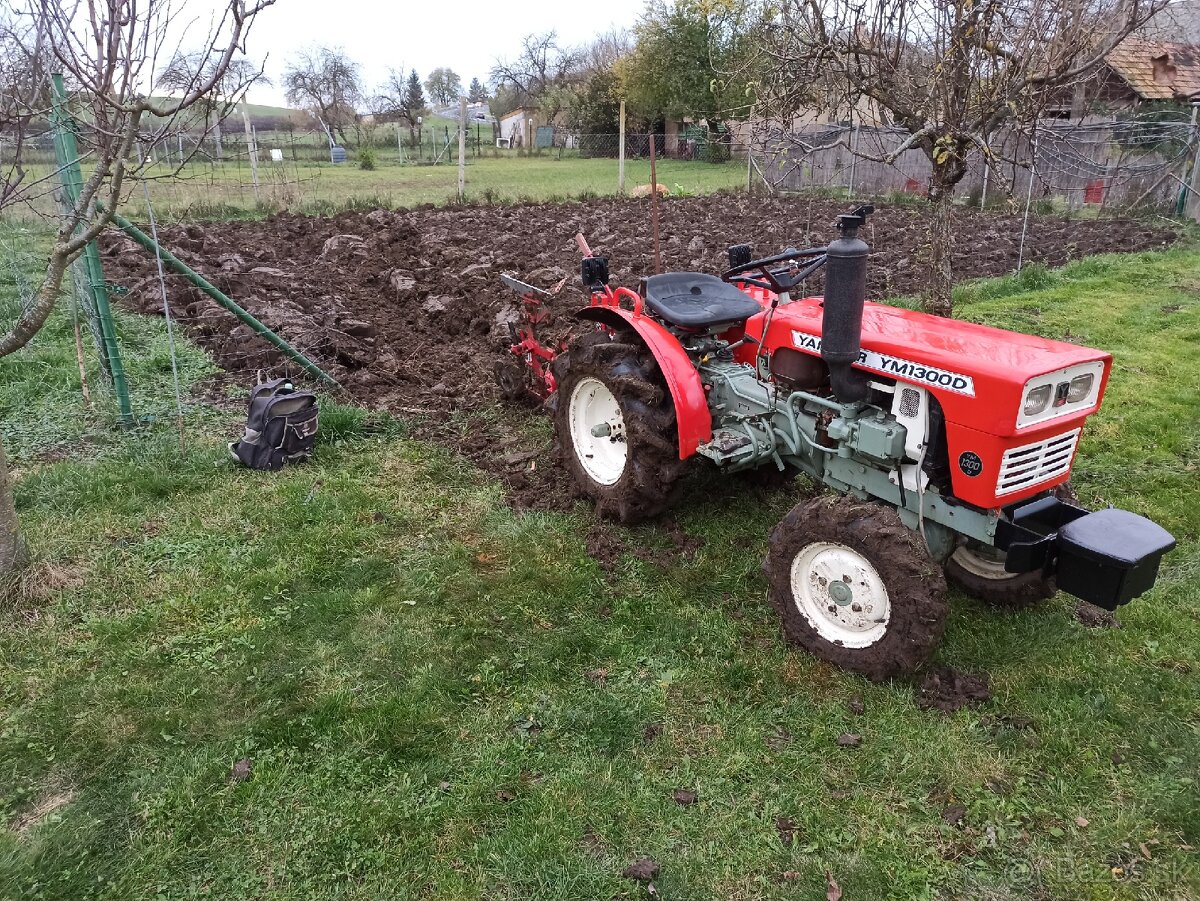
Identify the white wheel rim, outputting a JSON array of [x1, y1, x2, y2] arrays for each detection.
[[568, 376, 627, 486], [790, 541, 891, 648], [951, 545, 1012, 580]]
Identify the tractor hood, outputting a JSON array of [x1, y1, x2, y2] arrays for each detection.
[[753, 296, 1112, 437]]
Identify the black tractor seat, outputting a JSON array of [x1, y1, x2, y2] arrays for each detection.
[[642, 272, 763, 330]]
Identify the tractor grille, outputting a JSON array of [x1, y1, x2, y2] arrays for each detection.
[[996, 429, 1081, 496]]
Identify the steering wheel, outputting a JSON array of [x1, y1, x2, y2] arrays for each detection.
[[721, 246, 828, 294]]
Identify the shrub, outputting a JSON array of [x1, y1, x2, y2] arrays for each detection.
[[358, 147, 377, 171], [705, 140, 731, 164]]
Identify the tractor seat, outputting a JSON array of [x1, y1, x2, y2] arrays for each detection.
[[643, 272, 763, 330]]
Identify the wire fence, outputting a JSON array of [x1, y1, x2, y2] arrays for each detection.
[[742, 118, 1199, 216], [5, 115, 1197, 227]]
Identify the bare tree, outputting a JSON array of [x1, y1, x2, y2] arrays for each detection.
[[581, 29, 632, 74], [0, 0, 274, 579], [754, 0, 1168, 315], [158, 51, 267, 160], [490, 32, 584, 120], [375, 68, 427, 144], [283, 46, 361, 144], [0, 8, 51, 210]]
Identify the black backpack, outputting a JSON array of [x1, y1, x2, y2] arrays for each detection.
[[229, 378, 319, 471]]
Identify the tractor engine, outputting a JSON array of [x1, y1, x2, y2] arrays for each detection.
[[694, 357, 907, 475]]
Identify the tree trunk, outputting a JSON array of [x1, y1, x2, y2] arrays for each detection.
[[925, 195, 954, 317], [0, 243, 71, 356], [924, 160, 959, 318], [0, 433, 26, 578]]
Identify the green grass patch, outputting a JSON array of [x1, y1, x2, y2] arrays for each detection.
[[12, 155, 748, 224], [1, 247, 1198, 899], [0, 222, 227, 461]]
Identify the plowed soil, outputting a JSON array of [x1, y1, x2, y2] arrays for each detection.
[[100, 195, 1175, 510]]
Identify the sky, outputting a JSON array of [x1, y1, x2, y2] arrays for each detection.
[[175, 0, 650, 108]]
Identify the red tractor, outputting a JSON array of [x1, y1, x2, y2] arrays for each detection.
[[501, 205, 1176, 679]]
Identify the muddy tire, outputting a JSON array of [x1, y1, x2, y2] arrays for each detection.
[[555, 330, 686, 523], [945, 543, 1055, 609], [766, 495, 948, 681]]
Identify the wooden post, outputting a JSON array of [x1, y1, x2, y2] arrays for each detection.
[[397, 125, 403, 163], [458, 97, 467, 202], [649, 131, 661, 274], [745, 113, 754, 192], [980, 159, 990, 209], [242, 106, 259, 202], [1017, 135, 1037, 272], [618, 100, 626, 194], [1183, 103, 1200, 222], [847, 124, 858, 196]]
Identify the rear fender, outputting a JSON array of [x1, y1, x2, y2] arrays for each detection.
[[576, 306, 711, 458]]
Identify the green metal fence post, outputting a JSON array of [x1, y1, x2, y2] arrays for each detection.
[[50, 73, 133, 425]]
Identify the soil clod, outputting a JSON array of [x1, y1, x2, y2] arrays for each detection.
[[775, 815, 799, 846], [941, 803, 967, 826], [622, 857, 661, 882], [672, 788, 697, 806], [229, 758, 252, 783], [1075, 601, 1121, 629], [916, 667, 992, 713]]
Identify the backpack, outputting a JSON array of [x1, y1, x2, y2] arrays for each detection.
[[229, 378, 319, 471]]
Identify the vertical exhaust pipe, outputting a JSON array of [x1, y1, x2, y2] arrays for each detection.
[[821, 206, 874, 403]]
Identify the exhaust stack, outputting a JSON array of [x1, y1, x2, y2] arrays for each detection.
[[821, 206, 874, 404]]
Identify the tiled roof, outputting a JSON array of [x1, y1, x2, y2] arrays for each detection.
[[1105, 37, 1200, 100]]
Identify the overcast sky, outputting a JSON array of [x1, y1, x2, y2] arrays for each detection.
[[179, 0, 649, 107]]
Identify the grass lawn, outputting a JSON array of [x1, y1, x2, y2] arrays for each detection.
[[15, 155, 747, 223], [0, 239, 1198, 899]]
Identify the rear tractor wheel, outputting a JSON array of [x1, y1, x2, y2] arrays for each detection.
[[766, 496, 949, 681], [945, 541, 1055, 609], [554, 331, 685, 523]]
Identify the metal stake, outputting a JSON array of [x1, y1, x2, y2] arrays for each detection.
[[49, 73, 133, 424], [618, 101, 626, 194], [649, 131, 662, 274]]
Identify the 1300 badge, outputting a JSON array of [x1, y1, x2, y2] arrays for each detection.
[[958, 451, 984, 477]]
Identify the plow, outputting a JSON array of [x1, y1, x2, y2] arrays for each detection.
[[497, 205, 1176, 680]]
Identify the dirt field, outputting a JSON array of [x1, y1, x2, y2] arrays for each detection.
[[101, 194, 1176, 509]]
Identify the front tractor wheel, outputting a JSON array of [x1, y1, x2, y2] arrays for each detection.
[[555, 332, 685, 523], [767, 496, 949, 681], [945, 542, 1055, 609]]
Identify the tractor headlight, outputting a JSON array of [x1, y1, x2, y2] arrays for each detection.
[[1023, 384, 1052, 417], [1017, 361, 1106, 428], [1066, 373, 1094, 403]]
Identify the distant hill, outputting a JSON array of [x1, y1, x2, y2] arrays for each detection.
[[144, 98, 307, 129], [238, 101, 306, 120]]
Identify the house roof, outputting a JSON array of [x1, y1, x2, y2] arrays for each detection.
[[1105, 37, 1200, 100]]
